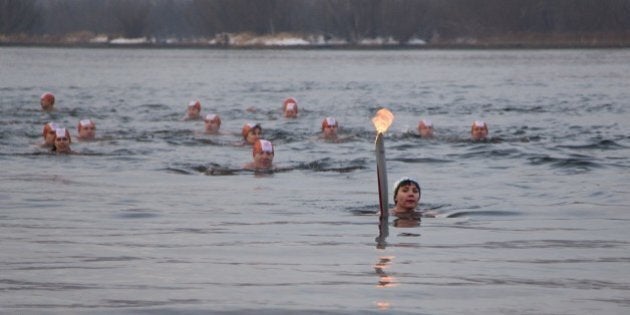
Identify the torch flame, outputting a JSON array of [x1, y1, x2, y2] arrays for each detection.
[[371, 108, 394, 134]]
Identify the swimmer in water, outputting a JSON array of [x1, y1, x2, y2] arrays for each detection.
[[283, 97, 298, 118], [41, 122, 59, 147], [417, 119, 434, 138], [391, 177, 421, 215], [471, 120, 489, 141], [77, 119, 96, 140], [242, 122, 262, 145], [183, 100, 202, 121], [390, 177, 423, 227], [244, 139, 274, 170], [52, 128, 72, 154], [40, 92, 55, 111], [203, 114, 221, 134], [321, 117, 339, 141]]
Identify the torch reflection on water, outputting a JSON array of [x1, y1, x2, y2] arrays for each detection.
[[374, 255, 397, 310]]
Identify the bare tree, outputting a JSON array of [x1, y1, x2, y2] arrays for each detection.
[[381, 0, 430, 44], [109, 0, 152, 38], [0, 0, 39, 34]]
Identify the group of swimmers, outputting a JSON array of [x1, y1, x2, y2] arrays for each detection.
[[179, 96, 344, 170], [38, 92, 490, 217], [39, 92, 96, 153], [417, 118, 489, 141]]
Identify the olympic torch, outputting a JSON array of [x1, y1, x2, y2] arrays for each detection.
[[371, 108, 394, 218]]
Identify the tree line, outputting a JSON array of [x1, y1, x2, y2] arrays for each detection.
[[2, 0, 630, 45]]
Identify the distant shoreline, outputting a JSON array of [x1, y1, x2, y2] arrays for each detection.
[[2, 42, 630, 50], [3, 32, 630, 50]]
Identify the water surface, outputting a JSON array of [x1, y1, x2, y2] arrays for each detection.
[[1, 47, 629, 314]]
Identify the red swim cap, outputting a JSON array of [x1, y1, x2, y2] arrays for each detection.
[[252, 139, 274, 157], [40, 92, 55, 107], [283, 97, 298, 114]]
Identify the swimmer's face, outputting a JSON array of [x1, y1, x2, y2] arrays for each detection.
[[284, 108, 297, 118], [418, 123, 433, 138], [394, 184, 420, 210], [323, 124, 338, 138], [78, 124, 96, 140], [253, 151, 274, 169], [44, 129, 57, 145], [204, 119, 220, 134], [471, 125, 488, 141], [186, 106, 201, 119], [54, 135, 71, 153], [246, 127, 262, 144], [40, 96, 54, 111]]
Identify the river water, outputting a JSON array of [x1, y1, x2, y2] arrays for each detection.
[[1, 47, 629, 314]]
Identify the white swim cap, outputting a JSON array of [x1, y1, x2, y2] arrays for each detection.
[[55, 128, 67, 138], [79, 119, 93, 127]]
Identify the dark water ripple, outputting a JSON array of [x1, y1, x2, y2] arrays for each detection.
[[527, 154, 602, 170], [558, 139, 625, 150]]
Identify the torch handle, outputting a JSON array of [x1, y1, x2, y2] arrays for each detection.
[[375, 133, 389, 217]]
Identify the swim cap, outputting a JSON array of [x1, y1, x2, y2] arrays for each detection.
[[54, 128, 71, 142], [253, 139, 274, 157], [419, 119, 433, 127], [205, 114, 221, 124], [79, 119, 93, 127], [321, 117, 338, 130], [42, 122, 59, 137], [188, 100, 201, 110], [77, 119, 94, 132], [473, 120, 486, 128], [40, 92, 55, 105], [283, 97, 298, 114], [393, 177, 421, 203], [242, 122, 261, 139]]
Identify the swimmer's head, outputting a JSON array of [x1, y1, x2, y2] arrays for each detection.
[[252, 139, 274, 169], [40, 92, 55, 111], [471, 120, 488, 141], [186, 100, 201, 119], [393, 177, 421, 204], [283, 97, 298, 118], [77, 119, 96, 140], [418, 119, 434, 138], [242, 122, 262, 144], [321, 117, 338, 139], [204, 114, 221, 133], [43, 122, 58, 138], [42, 122, 59, 145], [53, 128, 72, 153]]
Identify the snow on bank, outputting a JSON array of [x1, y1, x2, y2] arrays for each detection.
[[109, 37, 150, 45], [99, 33, 427, 47]]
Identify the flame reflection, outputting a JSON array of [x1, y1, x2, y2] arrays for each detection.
[[371, 108, 394, 134], [374, 256, 397, 288], [376, 301, 391, 310]]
